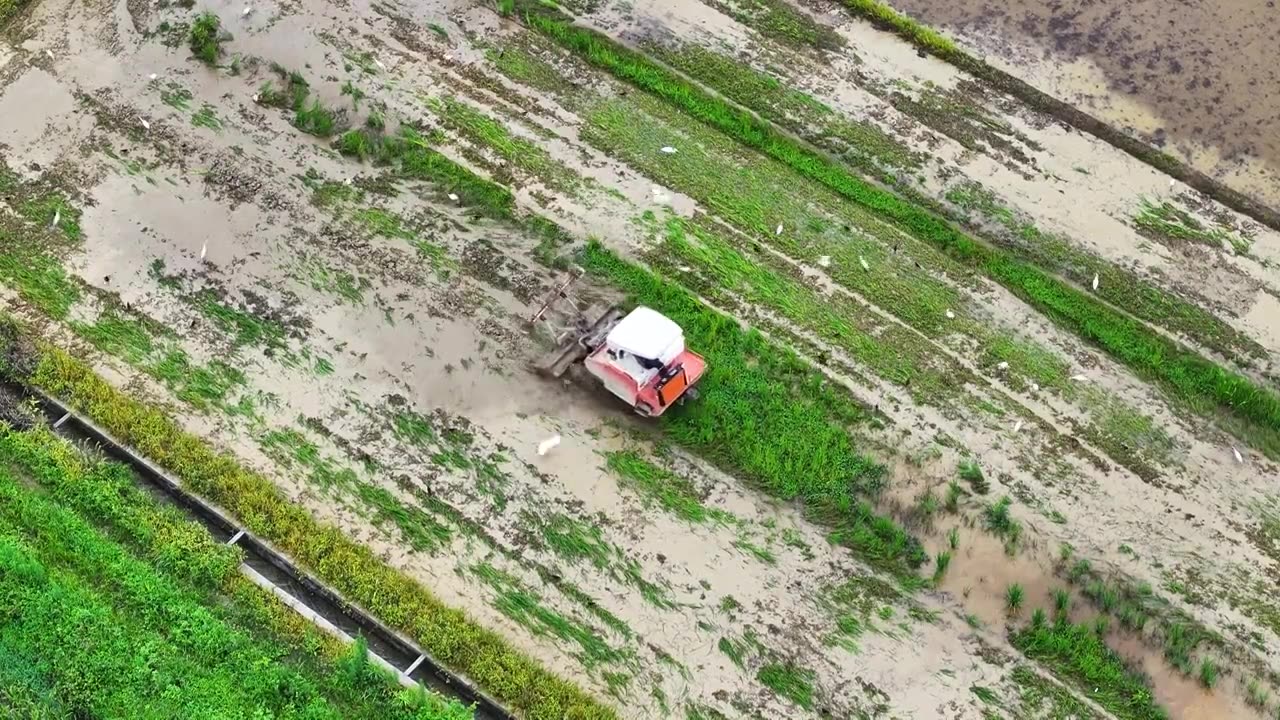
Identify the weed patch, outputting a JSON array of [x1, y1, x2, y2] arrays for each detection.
[[756, 661, 816, 710], [469, 562, 630, 670], [603, 449, 732, 525], [1011, 617, 1168, 720], [259, 425, 454, 553], [189, 12, 223, 65], [699, 0, 843, 51], [1133, 198, 1251, 254]]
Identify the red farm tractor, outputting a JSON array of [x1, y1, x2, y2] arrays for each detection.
[[528, 268, 706, 417]]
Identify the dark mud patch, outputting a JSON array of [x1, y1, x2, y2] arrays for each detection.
[[879, 0, 1280, 200]]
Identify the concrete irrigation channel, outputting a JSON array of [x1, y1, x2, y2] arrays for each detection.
[[0, 380, 511, 720]]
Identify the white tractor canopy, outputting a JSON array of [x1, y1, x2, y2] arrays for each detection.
[[604, 307, 685, 380]]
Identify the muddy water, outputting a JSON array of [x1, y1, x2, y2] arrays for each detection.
[[868, 0, 1280, 207]]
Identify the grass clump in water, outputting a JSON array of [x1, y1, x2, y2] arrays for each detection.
[[294, 98, 342, 138], [603, 449, 732, 525], [1005, 583, 1025, 615], [188, 12, 224, 65], [1197, 657, 1218, 689], [1133, 198, 1250, 254], [1012, 616, 1169, 720], [958, 459, 988, 493], [756, 661, 816, 710]]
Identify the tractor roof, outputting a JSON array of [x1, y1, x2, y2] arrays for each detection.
[[607, 306, 683, 361]]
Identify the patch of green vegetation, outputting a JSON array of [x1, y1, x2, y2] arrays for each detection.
[[717, 636, 748, 668], [429, 95, 584, 196], [351, 207, 416, 240], [1133, 198, 1250, 254], [734, 537, 777, 564], [525, 11, 1280, 456], [958, 459, 989, 494], [427, 22, 448, 39], [0, 249, 81, 319], [1244, 677, 1269, 708], [820, 572, 904, 646], [188, 11, 223, 65], [295, 98, 343, 137], [700, 0, 844, 51], [487, 44, 575, 95], [258, 66, 312, 111], [971, 685, 999, 704], [1197, 657, 1219, 688], [255, 66, 346, 138], [260, 426, 453, 553], [160, 83, 194, 111], [297, 253, 370, 304], [71, 308, 158, 364], [931, 550, 951, 584], [756, 661, 816, 710], [191, 103, 222, 131], [947, 182, 1265, 369], [387, 408, 511, 510], [531, 512, 673, 609], [983, 496, 1018, 537], [603, 449, 733, 524], [1012, 617, 1168, 720], [340, 80, 366, 107], [469, 562, 629, 669], [646, 41, 922, 182], [151, 349, 247, 411], [1005, 583, 1025, 615], [1009, 665, 1103, 720], [193, 290, 289, 350], [330, 125, 515, 218]]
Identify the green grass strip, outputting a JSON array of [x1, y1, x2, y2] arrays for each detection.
[[1011, 617, 1169, 720], [4, 339, 616, 720], [0, 529, 299, 718], [0, 443, 473, 719], [579, 240, 925, 571], [523, 12, 1280, 448]]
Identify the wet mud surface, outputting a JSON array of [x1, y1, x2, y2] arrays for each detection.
[[861, 0, 1280, 206]]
